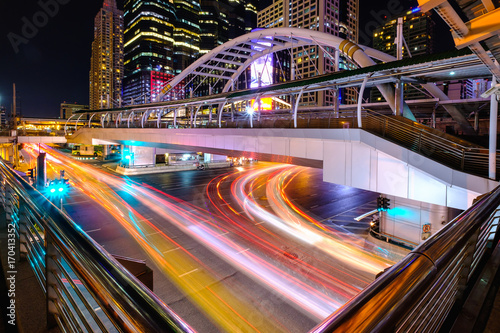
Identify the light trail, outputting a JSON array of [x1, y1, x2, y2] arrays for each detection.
[[23, 144, 409, 332]]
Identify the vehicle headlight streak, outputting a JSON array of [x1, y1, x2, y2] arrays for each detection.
[[23, 144, 407, 331]]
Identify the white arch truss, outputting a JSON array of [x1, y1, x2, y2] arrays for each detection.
[[157, 27, 398, 110], [154, 27, 476, 133]]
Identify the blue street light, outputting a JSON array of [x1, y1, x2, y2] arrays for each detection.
[[47, 179, 69, 196]]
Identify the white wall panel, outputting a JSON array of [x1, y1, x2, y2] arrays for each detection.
[[376, 152, 409, 198], [205, 135, 215, 148], [408, 168, 447, 206], [447, 185, 480, 209], [214, 135, 225, 149], [272, 138, 287, 155], [306, 139, 323, 160], [257, 135, 274, 154], [323, 141, 346, 185], [290, 138, 307, 158], [351, 143, 372, 190], [243, 136, 257, 152]]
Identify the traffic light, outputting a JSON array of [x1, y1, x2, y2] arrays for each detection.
[[26, 169, 33, 178], [382, 198, 391, 210], [377, 197, 384, 211], [377, 196, 391, 211]]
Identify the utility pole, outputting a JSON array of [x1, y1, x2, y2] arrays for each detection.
[[12, 83, 19, 168]]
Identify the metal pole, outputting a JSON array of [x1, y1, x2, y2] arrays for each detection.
[[489, 75, 498, 179], [357, 74, 371, 128], [294, 89, 304, 128], [395, 78, 404, 116], [396, 17, 403, 60]]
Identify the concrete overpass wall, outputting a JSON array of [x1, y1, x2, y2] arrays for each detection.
[[69, 128, 499, 210]]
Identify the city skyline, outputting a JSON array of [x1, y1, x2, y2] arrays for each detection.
[[0, 0, 440, 118]]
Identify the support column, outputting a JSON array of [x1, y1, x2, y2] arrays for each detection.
[[36, 152, 46, 188], [395, 78, 404, 116], [357, 74, 371, 128], [474, 110, 480, 131], [489, 75, 498, 180], [293, 89, 304, 128], [432, 105, 437, 128]]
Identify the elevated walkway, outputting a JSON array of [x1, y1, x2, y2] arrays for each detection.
[[68, 110, 499, 210]]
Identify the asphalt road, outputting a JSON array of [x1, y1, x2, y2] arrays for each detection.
[[21, 145, 408, 332]]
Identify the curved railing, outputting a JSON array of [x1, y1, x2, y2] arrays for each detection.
[[69, 107, 500, 179], [311, 184, 500, 332], [0, 160, 195, 333]]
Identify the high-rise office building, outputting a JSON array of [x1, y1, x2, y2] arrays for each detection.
[[194, 0, 257, 96], [373, 10, 434, 58], [371, 10, 434, 101], [123, 0, 179, 104], [123, 0, 256, 104], [0, 106, 6, 127], [89, 0, 124, 110], [257, 0, 359, 106], [173, 0, 201, 74]]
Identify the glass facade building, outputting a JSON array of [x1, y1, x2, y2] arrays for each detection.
[[371, 11, 435, 101], [89, 0, 124, 110], [123, 0, 256, 104], [257, 0, 359, 107]]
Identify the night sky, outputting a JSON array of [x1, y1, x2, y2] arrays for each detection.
[[0, 0, 450, 118]]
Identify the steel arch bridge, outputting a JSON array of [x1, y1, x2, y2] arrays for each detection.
[[155, 27, 474, 134], [68, 28, 477, 135], [158, 27, 401, 112]]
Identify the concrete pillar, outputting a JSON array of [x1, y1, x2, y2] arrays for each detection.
[[395, 78, 404, 117], [474, 110, 480, 131], [129, 146, 156, 167], [489, 76, 498, 180]]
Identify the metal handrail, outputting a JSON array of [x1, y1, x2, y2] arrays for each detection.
[[70, 107, 499, 179], [311, 184, 500, 332], [0, 160, 195, 333], [360, 109, 499, 178]]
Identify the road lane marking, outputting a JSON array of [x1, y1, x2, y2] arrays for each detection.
[[179, 268, 198, 278], [85, 228, 101, 233], [163, 247, 180, 254], [237, 248, 249, 254]]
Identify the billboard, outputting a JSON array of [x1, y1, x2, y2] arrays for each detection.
[[250, 38, 273, 89]]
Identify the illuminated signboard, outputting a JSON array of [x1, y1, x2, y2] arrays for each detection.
[[250, 97, 273, 111], [250, 37, 273, 89]]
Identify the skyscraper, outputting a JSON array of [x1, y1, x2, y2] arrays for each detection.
[[123, 0, 256, 103], [122, 0, 179, 104], [371, 10, 435, 101], [173, 0, 201, 74], [89, 0, 124, 110], [372, 10, 434, 59], [257, 0, 359, 106]]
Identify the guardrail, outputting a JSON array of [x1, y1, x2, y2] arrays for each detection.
[[73, 108, 499, 179], [311, 184, 500, 332], [0, 160, 195, 333]]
